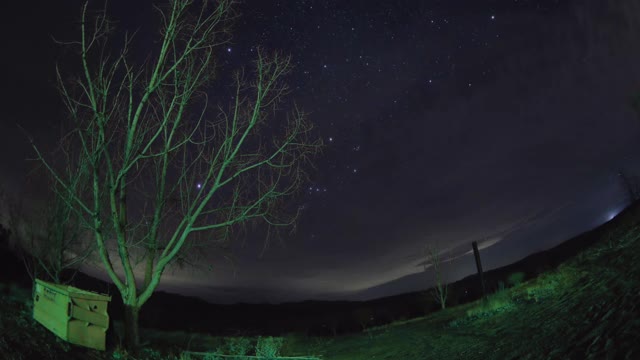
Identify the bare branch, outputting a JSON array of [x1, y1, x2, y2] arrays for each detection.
[[32, 0, 319, 350]]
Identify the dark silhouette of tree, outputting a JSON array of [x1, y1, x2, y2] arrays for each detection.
[[0, 223, 10, 247], [2, 177, 93, 286], [619, 169, 640, 203]]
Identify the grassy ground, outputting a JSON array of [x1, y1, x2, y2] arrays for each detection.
[[284, 223, 640, 359], [2, 217, 640, 359]]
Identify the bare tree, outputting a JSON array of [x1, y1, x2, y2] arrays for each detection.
[[1, 164, 92, 286], [30, 0, 320, 351], [353, 307, 374, 332], [422, 244, 449, 310], [6, 192, 92, 285], [618, 168, 640, 203]]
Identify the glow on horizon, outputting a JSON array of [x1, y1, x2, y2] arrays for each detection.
[[606, 209, 621, 222]]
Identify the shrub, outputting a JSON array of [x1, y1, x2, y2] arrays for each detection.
[[516, 269, 577, 303], [140, 348, 165, 360], [507, 272, 526, 287], [466, 291, 514, 318], [255, 336, 284, 359], [227, 336, 252, 356], [203, 354, 224, 360]]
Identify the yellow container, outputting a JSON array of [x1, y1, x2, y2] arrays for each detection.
[[33, 279, 111, 351]]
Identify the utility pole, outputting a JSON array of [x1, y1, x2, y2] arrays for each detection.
[[472, 241, 486, 301]]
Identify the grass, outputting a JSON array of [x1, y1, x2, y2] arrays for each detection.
[[283, 224, 640, 360], [2, 215, 640, 359]]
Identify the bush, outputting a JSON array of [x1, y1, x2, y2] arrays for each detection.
[[202, 354, 224, 360], [196, 337, 253, 360], [466, 291, 514, 318], [507, 272, 526, 287], [255, 337, 284, 359], [226, 336, 252, 356]]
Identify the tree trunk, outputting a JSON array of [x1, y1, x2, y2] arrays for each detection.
[[123, 304, 140, 353]]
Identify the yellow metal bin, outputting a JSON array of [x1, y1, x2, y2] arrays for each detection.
[[33, 278, 112, 351]]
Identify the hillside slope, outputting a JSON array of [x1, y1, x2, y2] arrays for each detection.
[[286, 206, 640, 359]]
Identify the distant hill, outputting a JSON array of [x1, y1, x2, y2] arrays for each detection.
[[2, 200, 639, 336]]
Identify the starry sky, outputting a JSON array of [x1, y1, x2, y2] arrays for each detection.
[[2, 0, 640, 303]]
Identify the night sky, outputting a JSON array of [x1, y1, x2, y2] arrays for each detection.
[[2, 0, 640, 303]]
